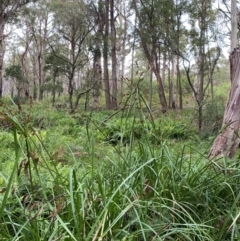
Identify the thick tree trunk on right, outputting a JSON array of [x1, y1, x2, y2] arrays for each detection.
[[209, 48, 240, 159], [231, 0, 237, 52]]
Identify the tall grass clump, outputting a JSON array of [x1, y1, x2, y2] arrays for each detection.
[[1, 89, 240, 241]]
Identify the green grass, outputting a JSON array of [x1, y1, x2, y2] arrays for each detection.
[[0, 94, 240, 241]]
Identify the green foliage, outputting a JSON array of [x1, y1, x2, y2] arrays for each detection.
[[201, 81, 230, 136], [1, 97, 240, 240], [4, 64, 28, 102], [5, 65, 23, 81], [202, 97, 225, 136], [94, 114, 194, 146], [40, 81, 63, 93]]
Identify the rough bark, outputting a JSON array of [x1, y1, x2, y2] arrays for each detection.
[[103, 0, 111, 109], [161, 51, 166, 88], [18, 24, 31, 98], [169, 56, 176, 109], [110, 0, 117, 108], [149, 66, 153, 109], [92, 48, 102, 106], [118, 0, 127, 99], [176, 56, 182, 109], [132, 0, 167, 113], [209, 48, 240, 159], [175, 0, 182, 109], [197, 0, 207, 130], [30, 53, 38, 100], [151, 64, 168, 113], [31, 6, 48, 101], [92, 0, 104, 106], [0, 18, 4, 98], [231, 0, 237, 52]]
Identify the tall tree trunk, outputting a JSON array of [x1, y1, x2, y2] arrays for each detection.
[[0, 1, 31, 98], [153, 48, 167, 113], [93, 48, 102, 106], [35, 16, 47, 101], [169, 55, 176, 109], [52, 74, 56, 105], [162, 50, 166, 88], [130, 15, 137, 83], [209, 48, 240, 159], [175, 0, 182, 109], [231, 0, 237, 52], [103, 0, 111, 109], [149, 68, 153, 109], [31, 55, 38, 99], [0, 20, 4, 98], [38, 53, 44, 100], [152, 65, 167, 113], [177, 56, 182, 109], [110, 0, 117, 108], [132, 0, 167, 113], [68, 73, 74, 112], [118, 0, 127, 100], [198, 35, 205, 130], [68, 24, 77, 113], [92, 0, 104, 106], [18, 19, 32, 99]]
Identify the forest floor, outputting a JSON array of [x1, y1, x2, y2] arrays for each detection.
[[0, 96, 239, 241]]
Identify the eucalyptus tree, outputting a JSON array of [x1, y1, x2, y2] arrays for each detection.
[[92, 0, 131, 109], [116, 0, 130, 99], [184, 0, 221, 130], [93, 0, 111, 108], [110, 0, 118, 108], [0, 0, 35, 98], [30, 0, 51, 100], [92, 0, 112, 108], [174, 0, 188, 109], [17, 17, 32, 99], [43, 50, 66, 105], [90, 1, 103, 107], [49, 0, 95, 112], [209, 0, 240, 159], [11, 6, 36, 99], [165, 0, 180, 109], [132, 0, 170, 113], [14, 0, 53, 100], [102, 0, 111, 108], [231, 0, 237, 51], [4, 64, 24, 99], [5, 25, 32, 99]]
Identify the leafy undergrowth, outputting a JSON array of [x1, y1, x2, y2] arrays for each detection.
[[0, 98, 240, 241]]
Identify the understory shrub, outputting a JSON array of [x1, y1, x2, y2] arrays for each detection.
[[202, 97, 225, 136], [1, 98, 240, 241], [94, 115, 194, 145]]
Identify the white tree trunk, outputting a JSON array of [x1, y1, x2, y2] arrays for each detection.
[[231, 0, 237, 51], [110, 0, 117, 108], [169, 56, 176, 109], [209, 48, 240, 159], [0, 21, 5, 98]]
